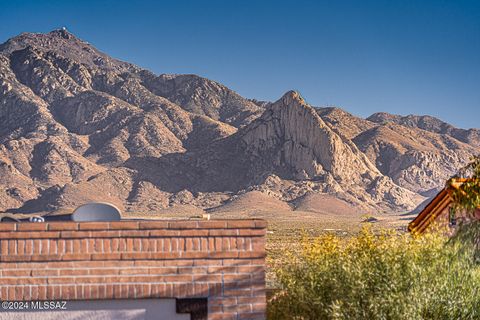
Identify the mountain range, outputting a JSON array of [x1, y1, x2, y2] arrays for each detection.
[[0, 29, 478, 217]]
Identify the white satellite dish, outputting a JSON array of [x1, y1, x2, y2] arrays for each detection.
[[72, 202, 121, 222]]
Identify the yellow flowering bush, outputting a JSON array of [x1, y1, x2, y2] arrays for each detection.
[[268, 227, 480, 319]]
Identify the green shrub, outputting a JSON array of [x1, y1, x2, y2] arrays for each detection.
[[268, 226, 480, 319]]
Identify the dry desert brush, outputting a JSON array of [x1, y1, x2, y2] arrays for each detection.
[[268, 226, 480, 319]]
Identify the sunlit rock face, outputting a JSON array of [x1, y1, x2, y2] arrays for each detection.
[[0, 29, 477, 214]]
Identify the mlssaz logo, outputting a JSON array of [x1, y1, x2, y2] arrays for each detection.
[[30, 301, 68, 310]]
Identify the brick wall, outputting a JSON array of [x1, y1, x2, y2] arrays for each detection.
[[0, 220, 267, 320]]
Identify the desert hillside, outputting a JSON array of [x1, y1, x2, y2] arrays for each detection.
[[0, 29, 478, 216]]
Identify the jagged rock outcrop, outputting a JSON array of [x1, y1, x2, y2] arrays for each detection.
[[239, 91, 380, 181], [368, 112, 480, 147], [353, 122, 476, 194], [140, 73, 264, 128]]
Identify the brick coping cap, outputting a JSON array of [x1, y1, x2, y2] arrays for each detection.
[[0, 219, 267, 232]]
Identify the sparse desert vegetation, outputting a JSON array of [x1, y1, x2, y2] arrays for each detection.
[[267, 225, 480, 320]]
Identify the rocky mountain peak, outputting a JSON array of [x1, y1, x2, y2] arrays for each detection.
[[368, 112, 480, 147], [48, 28, 75, 40], [279, 90, 305, 105], [0, 30, 477, 215], [239, 91, 380, 181]]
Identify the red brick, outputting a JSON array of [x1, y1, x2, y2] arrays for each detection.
[[2, 269, 31, 276], [93, 231, 122, 238], [0, 219, 267, 317], [209, 229, 238, 236], [80, 239, 88, 253], [224, 287, 251, 297], [121, 252, 151, 260], [119, 230, 146, 237], [31, 269, 59, 276], [147, 252, 182, 260], [148, 267, 177, 275], [0, 285, 7, 299], [178, 238, 185, 250], [254, 220, 267, 228], [215, 238, 222, 250], [209, 252, 239, 259], [37, 285, 47, 300], [138, 221, 169, 229], [201, 238, 208, 251], [227, 220, 255, 229], [118, 268, 150, 275], [162, 274, 193, 282], [192, 238, 201, 250], [78, 222, 110, 230], [8, 287, 15, 300], [31, 254, 62, 261], [112, 238, 120, 251], [0, 277, 38, 285], [133, 238, 142, 251], [9, 231, 60, 239], [30, 285, 39, 300], [1, 240, 8, 254], [208, 238, 215, 251], [106, 284, 114, 299], [182, 251, 209, 259], [1, 254, 31, 262], [193, 274, 222, 282], [17, 223, 47, 231], [60, 253, 91, 261], [207, 266, 236, 274], [149, 230, 180, 237], [151, 283, 171, 297], [179, 229, 209, 237], [163, 260, 193, 267], [238, 229, 266, 236], [103, 239, 112, 252], [197, 221, 227, 229], [16, 240, 25, 255], [178, 266, 207, 274], [222, 238, 230, 250], [91, 253, 122, 260], [0, 223, 16, 231], [237, 297, 262, 304], [60, 269, 87, 276], [141, 238, 149, 251], [195, 259, 223, 266], [40, 239, 50, 254], [237, 312, 265, 320], [224, 303, 252, 313], [251, 303, 267, 312], [239, 251, 265, 259], [194, 283, 209, 296], [60, 231, 92, 238], [48, 222, 79, 231], [237, 265, 264, 273], [45, 261, 75, 268], [168, 221, 198, 229], [88, 268, 119, 276], [94, 239, 104, 252], [103, 260, 133, 267], [118, 238, 127, 251], [208, 312, 236, 320], [126, 238, 134, 252], [109, 221, 139, 230]]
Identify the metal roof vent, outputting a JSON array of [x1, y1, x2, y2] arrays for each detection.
[[72, 202, 121, 222]]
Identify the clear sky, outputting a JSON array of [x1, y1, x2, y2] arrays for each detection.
[[1, 0, 479, 129]]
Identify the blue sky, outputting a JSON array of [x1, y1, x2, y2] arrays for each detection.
[[1, 0, 479, 129]]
